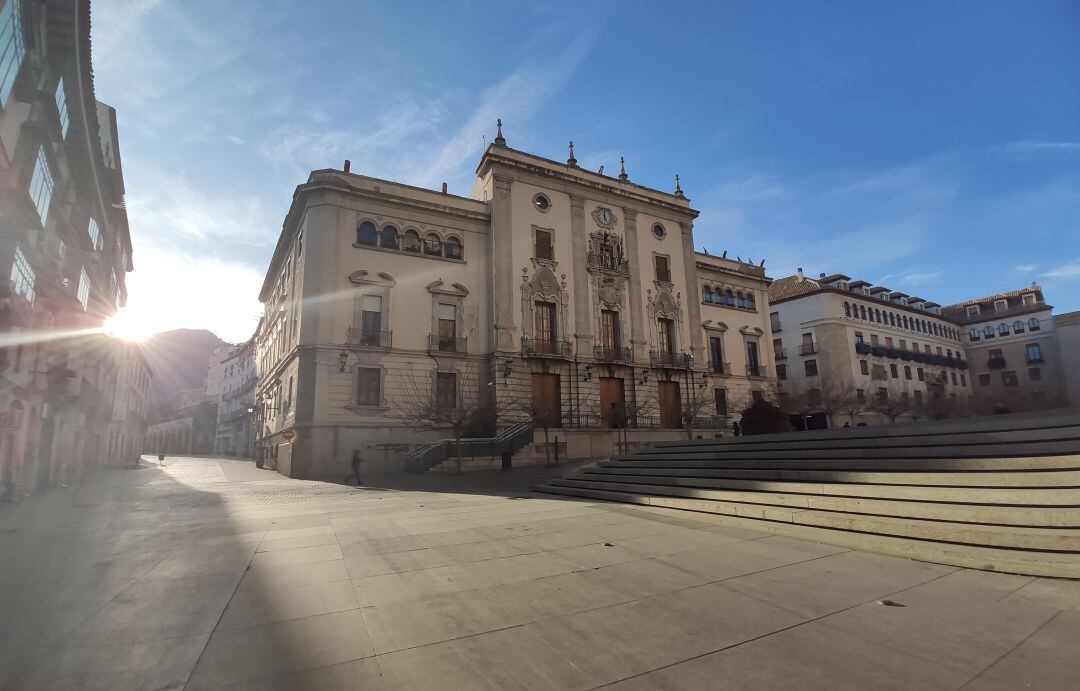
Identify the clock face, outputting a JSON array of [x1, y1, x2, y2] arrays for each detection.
[[593, 207, 616, 227]]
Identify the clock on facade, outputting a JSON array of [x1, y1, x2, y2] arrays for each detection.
[[592, 206, 616, 228]]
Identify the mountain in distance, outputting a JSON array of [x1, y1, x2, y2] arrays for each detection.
[[139, 329, 229, 402]]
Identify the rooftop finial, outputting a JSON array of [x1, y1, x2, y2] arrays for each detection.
[[674, 173, 685, 198], [618, 156, 628, 181], [567, 140, 577, 167], [494, 118, 506, 146]]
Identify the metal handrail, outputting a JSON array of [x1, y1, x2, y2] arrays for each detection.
[[404, 421, 534, 473]]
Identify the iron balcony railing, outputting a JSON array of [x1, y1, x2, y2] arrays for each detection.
[[650, 351, 692, 369], [593, 345, 632, 363], [346, 328, 392, 348], [747, 362, 767, 378], [988, 357, 1007, 369], [708, 360, 731, 375], [774, 347, 787, 360], [854, 342, 871, 355], [1026, 354, 1044, 364], [586, 251, 629, 273], [522, 337, 573, 358], [428, 334, 467, 353]]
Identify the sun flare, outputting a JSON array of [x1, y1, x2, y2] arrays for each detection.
[[103, 310, 155, 343]]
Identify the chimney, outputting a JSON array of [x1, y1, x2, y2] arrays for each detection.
[[343, 160, 351, 173], [796, 267, 804, 281], [819, 272, 826, 279], [441, 182, 448, 194]]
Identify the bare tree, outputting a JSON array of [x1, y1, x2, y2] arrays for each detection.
[[868, 392, 911, 424], [681, 383, 717, 439], [394, 365, 493, 474], [815, 378, 864, 429]]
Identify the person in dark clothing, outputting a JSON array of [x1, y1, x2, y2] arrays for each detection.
[[731, 421, 741, 437], [350, 449, 363, 485]]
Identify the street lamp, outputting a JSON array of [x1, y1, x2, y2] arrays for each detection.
[[338, 350, 349, 372]]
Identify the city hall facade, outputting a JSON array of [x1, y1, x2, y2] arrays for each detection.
[[255, 131, 775, 478]]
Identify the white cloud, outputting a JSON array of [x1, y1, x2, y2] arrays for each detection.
[[1043, 259, 1080, 279], [1014, 263, 1038, 273]]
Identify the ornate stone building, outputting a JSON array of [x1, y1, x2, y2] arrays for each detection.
[[255, 129, 776, 478]]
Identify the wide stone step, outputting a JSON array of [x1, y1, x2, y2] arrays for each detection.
[[618, 439, 1080, 462], [533, 484, 1080, 578], [646, 426, 1080, 454], [545, 478, 1080, 527], [602, 454, 1080, 472], [583, 465, 1080, 487], [570, 471, 1080, 504]]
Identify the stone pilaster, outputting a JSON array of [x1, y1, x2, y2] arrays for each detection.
[[622, 207, 646, 362], [491, 175, 515, 351], [680, 221, 704, 366], [569, 195, 592, 352]]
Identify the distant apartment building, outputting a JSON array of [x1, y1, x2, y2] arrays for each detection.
[[769, 270, 970, 426], [110, 342, 152, 465], [209, 338, 255, 456], [942, 286, 1068, 412], [255, 132, 777, 478], [145, 401, 218, 456], [1, 0, 137, 492]]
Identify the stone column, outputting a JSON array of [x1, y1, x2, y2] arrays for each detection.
[[680, 221, 704, 366], [622, 207, 646, 361], [569, 194, 592, 352], [491, 175, 515, 351]]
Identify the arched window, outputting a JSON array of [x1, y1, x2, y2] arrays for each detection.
[[859, 305, 867, 320], [402, 229, 421, 253], [889, 313, 896, 326], [1029, 317, 1040, 331], [380, 225, 399, 249], [844, 302, 851, 317], [746, 293, 756, 309], [736, 292, 746, 309], [702, 285, 712, 303], [874, 308, 881, 323], [424, 232, 442, 256], [356, 220, 377, 246], [725, 290, 735, 306], [984, 325, 994, 338], [1012, 319, 1025, 333], [444, 236, 463, 260], [998, 323, 1009, 336]]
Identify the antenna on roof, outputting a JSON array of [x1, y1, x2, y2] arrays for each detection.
[[598, 165, 604, 175], [721, 250, 727, 258]]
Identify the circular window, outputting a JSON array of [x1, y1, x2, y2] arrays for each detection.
[[652, 223, 666, 239], [533, 194, 551, 211]]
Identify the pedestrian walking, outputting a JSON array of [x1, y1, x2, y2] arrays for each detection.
[[350, 449, 363, 485]]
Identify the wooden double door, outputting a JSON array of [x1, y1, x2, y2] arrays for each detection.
[[531, 373, 562, 428], [658, 380, 682, 429], [599, 377, 626, 428]]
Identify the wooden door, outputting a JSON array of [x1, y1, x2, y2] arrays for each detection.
[[531, 373, 562, 428], [599, 377, 626, 428], [658, 381, 682, 429]]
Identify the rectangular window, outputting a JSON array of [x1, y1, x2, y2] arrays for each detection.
[[1028, 367, 1041, 381], [654, 255, 671, 282], [534, 229, 553, 260], [877, 387, 888, 403], [88, 217, 102, 251], [860, 360, 869, 375], [55, 77, 69, 137], [994, 299, 1008, 312], [535, 301, 556, 343], [437, 303, 457, 350], [870, 334, 879, 346], [913, 390, 923, 405], [714, 388, 727, 416], [1002, 371, 1018, 387], [601, 310, 621, 351], [966, 305, 979, 318], [978, 373, 991, 386], [746, 340, 760, 376], [10, 244, 34, 303], [951, 372, 957, 385], [854, 331, 864, 344], [770, 311, 781, 332], [917, 367, 925, 382], [708, 335, 724, 372], [804, 359, 818, 377], [960, 374, 966, 387], [357, 368, 380, 406], [29, 147, 54, 224], [904, 366, 912, 380], [1026, 343, 1043, 363], [884, 336, 893, 347], [0, 0, 25, 106], [436, 372, 457, 408], [899, 339, 906, 350], [658, 318, 675, 355], [360, 295, 382, 345], [776, 363, 787, 380], [286, 375, 295, 413], [76, 266, 89, 310], [772, 337, 783, 358], [1023, 293, 1036, 306], [890, 363, 899, 378], [751, 390, 764, 403]]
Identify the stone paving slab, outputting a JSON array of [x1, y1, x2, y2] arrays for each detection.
[[0, 456, 1077, 690]]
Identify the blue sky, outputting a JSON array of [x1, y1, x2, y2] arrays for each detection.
[[93, 0, 1080, 342]]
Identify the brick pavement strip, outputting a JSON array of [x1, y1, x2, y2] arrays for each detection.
[[0, 456, 1077, 690]]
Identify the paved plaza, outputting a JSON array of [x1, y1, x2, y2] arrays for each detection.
[[1, 456, 1078, 690]]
